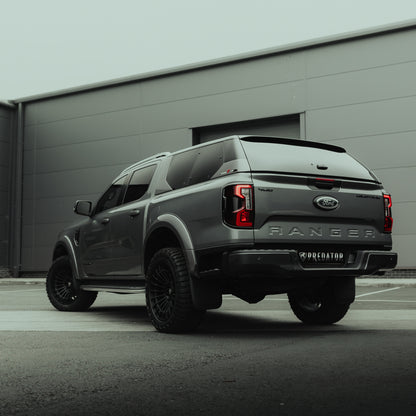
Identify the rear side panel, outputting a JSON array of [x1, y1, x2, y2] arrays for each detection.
[[150, 172, 255, 251]]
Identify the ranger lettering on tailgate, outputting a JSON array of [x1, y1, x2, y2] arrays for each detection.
[[269, 226, 376, 239]]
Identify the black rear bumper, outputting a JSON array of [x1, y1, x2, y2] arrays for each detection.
[[222, 249, 398, 279]]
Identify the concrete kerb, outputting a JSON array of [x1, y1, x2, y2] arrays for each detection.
[[356, 278, 416, 287], [0, 277, 46, 285], [1, 277, 416, 287]]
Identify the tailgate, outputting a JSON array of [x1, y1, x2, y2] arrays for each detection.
[[252, 173, 390, 246]]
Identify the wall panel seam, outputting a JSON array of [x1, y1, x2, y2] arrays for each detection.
[[22, 161, 137, 176], [307, 58, 416, 81], [22, 220, 77, 227], [23, 77, 305, 127], [24, 127, 187, 151], [307, 93, 416, 112], [315, 128, 416, 142], [373, 164, 416, 171]]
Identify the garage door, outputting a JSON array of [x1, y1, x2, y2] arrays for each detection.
[[194, 114, 301, 144]]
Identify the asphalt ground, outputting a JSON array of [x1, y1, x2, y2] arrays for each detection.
[[0, 280, 415, 330], [0, 280, 415, 416]]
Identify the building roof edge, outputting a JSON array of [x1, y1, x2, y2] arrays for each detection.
[[11, 18, 416, 104]]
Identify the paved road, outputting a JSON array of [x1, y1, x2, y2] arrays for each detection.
[[0, 283, 415, 415]]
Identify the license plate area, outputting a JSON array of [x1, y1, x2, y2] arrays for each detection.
[[298, 250, 346, 265]]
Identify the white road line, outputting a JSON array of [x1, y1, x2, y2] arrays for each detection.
[[355, 299, 416, 303], [355, 287, 401, 298]]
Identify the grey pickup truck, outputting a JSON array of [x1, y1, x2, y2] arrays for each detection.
[[46, 136, 397, 332]]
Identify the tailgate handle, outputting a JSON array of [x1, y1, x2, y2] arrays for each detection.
[[311, 178, 338, 190], [316, 181, 334, 190]]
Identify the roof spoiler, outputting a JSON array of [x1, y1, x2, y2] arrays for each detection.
[[239, 136, 346, 153]]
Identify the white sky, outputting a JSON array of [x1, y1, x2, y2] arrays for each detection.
[[1, 0, 416, 100]]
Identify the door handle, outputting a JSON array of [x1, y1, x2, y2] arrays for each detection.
[[100, 218, 110, 224], [129, 209, 141, 218]]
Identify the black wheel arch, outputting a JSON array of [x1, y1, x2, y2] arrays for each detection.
[[52, 243, 68, 261], [144, 217, 197, 275], [51, 238, 81, 281], [144, 225, 182, 274]]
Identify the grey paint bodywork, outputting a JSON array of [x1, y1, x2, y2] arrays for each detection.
[[53, 136, 395, 296]]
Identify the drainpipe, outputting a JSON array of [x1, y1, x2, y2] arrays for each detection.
[[9, 102, 24, 277]]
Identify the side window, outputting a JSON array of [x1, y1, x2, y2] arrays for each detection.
[[94, 176, 127, 214], [123, 165, 156, 204], [166, 148, 198, 190], [166, 143, 224, 190], [189, 143, 223, 186]]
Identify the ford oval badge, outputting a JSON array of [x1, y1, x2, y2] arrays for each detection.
[[314, 196, 339, 210]]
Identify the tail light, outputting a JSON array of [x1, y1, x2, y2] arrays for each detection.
[[383, 193, 393, 233], [223, 184, 254, 228]]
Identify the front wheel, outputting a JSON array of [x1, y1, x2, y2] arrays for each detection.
[[288, 280, 353, 325], [146, 248, 205, 333], [46, 256, 97, 311]]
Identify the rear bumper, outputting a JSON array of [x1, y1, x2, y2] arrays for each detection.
[[223, 249, 398, 279]]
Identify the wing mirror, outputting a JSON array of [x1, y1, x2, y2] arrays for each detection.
[[74, 200, 92, 216]]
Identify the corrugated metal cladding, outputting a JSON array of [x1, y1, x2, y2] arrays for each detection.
[[0, 104, 13, 267], [194, 114, 301, 144], [17, 24, 416, 271]]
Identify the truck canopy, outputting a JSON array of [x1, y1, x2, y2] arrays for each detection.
[[239, 136, 377, 182]]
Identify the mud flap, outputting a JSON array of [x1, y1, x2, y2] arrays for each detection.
[[328, 277, 356, 304], [190, 277, 222, 310]]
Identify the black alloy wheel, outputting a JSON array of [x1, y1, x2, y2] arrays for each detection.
[[149, 261, 176, 322], [46, 256, 97, 311], [146, 247, 205, 333]]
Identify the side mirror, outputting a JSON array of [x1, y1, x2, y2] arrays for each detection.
[[74, 200, 92, 216]]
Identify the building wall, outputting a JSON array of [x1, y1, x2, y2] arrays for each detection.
[[0, 104, 14, 267], [20, 25, 416, 271], [304, 28, 416, 268]]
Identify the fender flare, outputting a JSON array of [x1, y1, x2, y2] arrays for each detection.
[[53, 236, 81, 281], [148, 214, 197, 276]]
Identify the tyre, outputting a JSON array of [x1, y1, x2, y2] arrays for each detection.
[[46, 256, 97, 311], [146, 247, 205, 333], [288, 281, 352, 325]]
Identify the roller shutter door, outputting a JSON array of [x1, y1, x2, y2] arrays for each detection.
[[194, 114, 301, 144]]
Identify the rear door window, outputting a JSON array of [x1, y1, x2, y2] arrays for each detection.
[[123, 165, 156, 203]]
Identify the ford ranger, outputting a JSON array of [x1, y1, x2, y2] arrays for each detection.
[[46, 136, 398, 332]]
